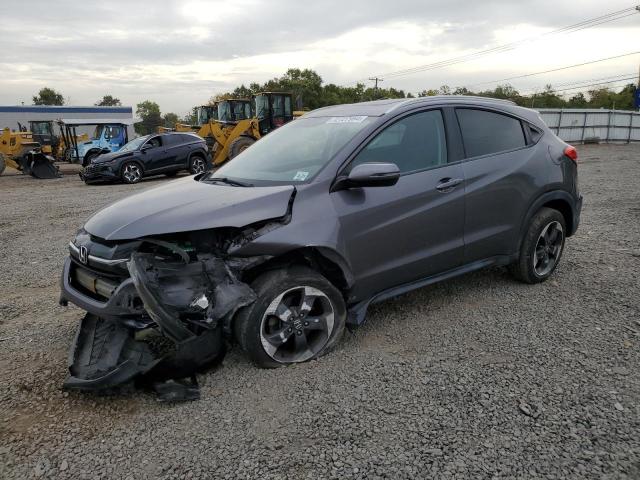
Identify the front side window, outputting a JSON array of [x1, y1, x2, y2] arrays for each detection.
[[119, 135, 149, 152], [255, 95, 269, 120], [232, 101, 250, 120], [145, 136, 162, 148], [218, 102, 232, 122], [348, 110, 448, 174], [456, 108, 526, 158], [272, 95, 284, 117], [31, 122, 52, 135], [284, 96, 292, 116]]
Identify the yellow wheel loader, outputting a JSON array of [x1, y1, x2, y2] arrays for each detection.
[[192, 92, 295, 166], [0, 128, 61, 178], [17, 120, 59, 156]]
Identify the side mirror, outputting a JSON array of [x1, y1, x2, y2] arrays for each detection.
[[331, 162, 400, 192], [141, 144, 152, 152]]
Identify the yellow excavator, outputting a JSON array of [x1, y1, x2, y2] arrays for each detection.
[[0, 128, 61, 178], [187, 92, 295, 166]]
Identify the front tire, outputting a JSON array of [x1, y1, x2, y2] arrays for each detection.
[[189, 155, 206, 175], [120, 162, 142, 184], [234, 266, 346, 368], [228, 136, 255, 160], [511, 207, 566, 284]]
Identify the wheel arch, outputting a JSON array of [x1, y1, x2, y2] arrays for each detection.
[[520, 190, 577, 245], [119, 158, 144, 175], [83, 148, 103, 163], [242, 246, 354, 298], [187, 149, 206, 163]]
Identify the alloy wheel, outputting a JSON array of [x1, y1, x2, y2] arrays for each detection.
[[123, 164, 141, 183], [259, 286, 335, 363], [533, 220, 564, 276], [191, 157, 205, 174]]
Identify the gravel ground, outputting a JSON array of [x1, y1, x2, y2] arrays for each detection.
[[1, 144, 639, 479]]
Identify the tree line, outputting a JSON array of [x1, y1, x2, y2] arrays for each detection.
[[210, 68, 638, 111], [28, 71, 639, 136]]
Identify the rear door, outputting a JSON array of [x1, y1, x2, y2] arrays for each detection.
[[160, 134, 183, 169], [455, 107, 543, 262], [332, 109, 466, 298]]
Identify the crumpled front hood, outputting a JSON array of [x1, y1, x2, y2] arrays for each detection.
[[84, 176, 295, 241], [92, 150, 133, 164]]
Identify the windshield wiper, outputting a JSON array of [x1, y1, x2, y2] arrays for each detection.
[[204, 176, 253, 187]]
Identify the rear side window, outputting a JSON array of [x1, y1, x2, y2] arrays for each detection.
[[456, 108, 525, 158], [164, 134, 180, 146], [349, 110, 447, 174]]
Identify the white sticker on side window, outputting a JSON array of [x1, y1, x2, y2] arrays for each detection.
[[326, 116, 367, 124], [293, 171, 309, 181]]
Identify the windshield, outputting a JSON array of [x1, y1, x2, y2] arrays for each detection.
[[255, 95, 269, 120], [30, 122, 52, 135], [197, 106, 216, 125], [213, 116, 374, 183], [119, 135, 150, 152]]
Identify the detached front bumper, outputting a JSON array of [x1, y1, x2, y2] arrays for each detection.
[[59, 256, 145, 321], [59, 250, 261, 399]]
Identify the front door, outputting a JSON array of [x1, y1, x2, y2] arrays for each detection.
[[332, 109, 465, 298], [142, 136, 173, 172]]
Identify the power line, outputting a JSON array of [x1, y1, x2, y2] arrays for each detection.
[[465, 51, 640, 88], [380, 9, 639, 80], [521, 76, 638, 95], [353, 5, 639, 83], [548, 72, 637, 88]]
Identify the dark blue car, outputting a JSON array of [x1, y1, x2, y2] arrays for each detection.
[[81, 132, 210, 184]]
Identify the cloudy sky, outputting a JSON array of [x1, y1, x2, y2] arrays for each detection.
[[1, 0, 638, 116]]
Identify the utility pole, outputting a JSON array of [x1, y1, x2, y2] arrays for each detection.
[[369, 77, 383, 90]]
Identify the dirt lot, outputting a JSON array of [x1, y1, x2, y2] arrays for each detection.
[[0, 144, 639, 479]]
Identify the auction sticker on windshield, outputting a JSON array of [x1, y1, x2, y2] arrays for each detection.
[[293, 171, 309, 181], [326, 116, 368, 124]]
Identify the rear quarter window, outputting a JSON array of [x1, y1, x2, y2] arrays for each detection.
[[456, 108, 526, 158], [180, 134, 200, 144]]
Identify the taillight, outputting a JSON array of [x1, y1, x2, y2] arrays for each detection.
[[564, 145, 578, 164]]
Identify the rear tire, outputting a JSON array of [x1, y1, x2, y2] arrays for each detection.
[[510, 207, 566, 284], [120, 162, 143, 184], [234, 266, 346, 368], [228, 136, 256, 160]]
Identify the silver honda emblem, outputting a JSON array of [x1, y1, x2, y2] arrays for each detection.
[[79, 245, 88, 265]]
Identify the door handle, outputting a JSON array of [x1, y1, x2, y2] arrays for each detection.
[[436, 177, 463, 192]]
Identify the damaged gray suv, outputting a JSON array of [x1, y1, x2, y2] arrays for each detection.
[[60, 96, 582, 396]]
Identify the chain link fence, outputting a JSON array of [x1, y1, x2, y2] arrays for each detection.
[[538, 109, 640, 143]]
